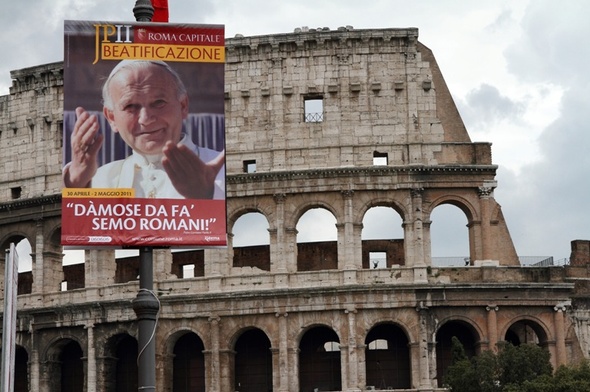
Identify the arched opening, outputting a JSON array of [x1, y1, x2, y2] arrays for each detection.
[[14, 237, 33, 273], [115, 335, 138, 392], [435, 320, 480, 387], [3, 236, 34, 294], [48, 229, 86, 291], [234, 328, 272, 392], [504, 319, 548, 347], [173, 332, 205, 392], [60, 340, 84, 392], [232, 212, 271, 271], [299, 326, 341, 391], [365, 323, 411, 389], [296, 208, 338, 271], [15, 345, 29, 392], [430, 204, 470, 266], [362, 206, 405, 268]]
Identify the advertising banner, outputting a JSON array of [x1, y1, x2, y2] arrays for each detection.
[[61, 20, 226, 247]]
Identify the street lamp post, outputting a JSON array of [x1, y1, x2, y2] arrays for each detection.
[[131, 5, 158, 392]]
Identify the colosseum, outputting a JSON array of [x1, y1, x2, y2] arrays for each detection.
[[1, 26, 590, 392]]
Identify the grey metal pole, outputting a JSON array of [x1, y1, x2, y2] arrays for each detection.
[[131, 5, 157, 392], [132, 247, 159, 392]]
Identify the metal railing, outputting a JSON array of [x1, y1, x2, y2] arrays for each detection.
[[304, 112, 323, 122]]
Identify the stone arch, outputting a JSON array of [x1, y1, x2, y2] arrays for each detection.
[[364, 321, 412, 389], [435, 318, 483, 387], [231, 210, 271, 271], [46, 224, 63, 254], [355, 198, 409, 224], [0, 232, 33, 294], [0, 231, 30, 251], [167, 329, 206, 392], [434, 315, 485, 343], [163, 327, 206, 354], [298, 324, 342, 392], [225, 324, 274, 351], [103, 332, 138, 392], [232, 327, 273, 392], [427, 195, 479, 265], [43, 337, 85, 392], [227, 204, 273, 233], [288, 199, 341, 230], [361, 204, 406, 268], [501, 316, 551, 347], [366, 318, 417, 346], [426, 194, 479, 222], [43, 334, 86, 361], [295, 205, 339, 271]]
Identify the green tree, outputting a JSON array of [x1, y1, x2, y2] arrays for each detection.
[[517, 361, 590, 392], [443, 337, 479, 392], [444, 340, 554, 392], [497, 342, 552, 388]]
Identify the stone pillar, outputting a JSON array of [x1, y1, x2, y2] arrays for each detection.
[[345, 308, 361, 391], [478, 185, 494, 261], [86, 323, 97, 392], [270, 347, 280, 391], [159, 353, 174, 392], [96, 356, 118, 392], [409, 342, 421, 389], [85, 249, 116, 287], [409, 188, 425, 267], [417, 307, 432, 389], [207, 316, 221, 392], [226, 231, 235, 273], [285, 227, 299, 272], [411, 189, 429, 282], [29, 343, 40, 392], [34, 219, 63, 293], [554, 305, 567, 367], [290, 347, 300, 392], [219, 349, 235, 392], [42, 356, 61, 392], [272, 193, 288, 273], [357, 343, 367, 389], [486, 305, 499, 352], [340, 190, 358, 271], [153, 248, 172, 281], [206, 249, 226, 292], [276, 312, 289, 391], [340, 344, 350, 391], [402, 220, 414, 266]]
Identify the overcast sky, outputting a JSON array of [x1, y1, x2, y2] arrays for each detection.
[[2, 1, 588, 263]]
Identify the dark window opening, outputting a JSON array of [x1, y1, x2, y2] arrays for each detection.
[[60, 341, 84, 392], [304, 97, 324, 122], [243, 159, 256, 173], [365, 324, 411, 389], [234, 329, 272, 392], [173, 333, 205, 392], [11, 186, 22, 199]]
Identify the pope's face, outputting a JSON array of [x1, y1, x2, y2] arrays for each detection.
[[104, 65, 188, 156]]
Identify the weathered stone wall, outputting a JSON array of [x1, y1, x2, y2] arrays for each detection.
[[0, 63, 63, 202]]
